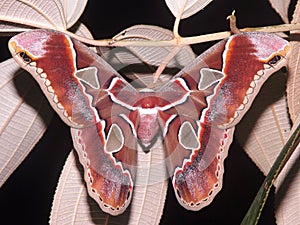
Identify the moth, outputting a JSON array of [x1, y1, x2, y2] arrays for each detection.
[[8, 29, 290, 215]]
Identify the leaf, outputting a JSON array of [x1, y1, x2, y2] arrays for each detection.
[[236, 71, 293, 224], [50, 150, 102, 225], [0, 58, 53, 187], [62, 0, 88, 29], [236, 43, 300, 224], [274, 117, 300, 225], [236, 72, 291, 175], [0, 0, 88, 32], [286, 41, 300, 123], [113, 25, 195, 67], [50, 137, 168, 225], [287, 0, 300, 123], [241, 117, 300, 225], [126, 136, 168, 225], [272, 1, 300, 223], [268, 0, 291, 23], [70, 22, 90, 37], [165, 0, 213, 19], [101, 25, 196, 86]]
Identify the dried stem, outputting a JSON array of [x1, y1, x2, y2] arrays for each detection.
[[61, 21, 300, 82], [152, 46, 182, 83], [62, 23, 300, 48], [227, 10, 240, 34]]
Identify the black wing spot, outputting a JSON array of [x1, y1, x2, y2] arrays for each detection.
[[18, 51, 32, 64], [268, 55, 282, 66]]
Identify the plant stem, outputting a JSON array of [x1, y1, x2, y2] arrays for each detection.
[[63, 23, 300, 47]]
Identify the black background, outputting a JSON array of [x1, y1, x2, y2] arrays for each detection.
[[0, 0, 294, 224]]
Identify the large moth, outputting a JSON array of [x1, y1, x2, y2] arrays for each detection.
[[8, 29, 290, 215]]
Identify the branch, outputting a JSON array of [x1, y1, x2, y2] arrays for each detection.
[[63, 23, 300, 48]]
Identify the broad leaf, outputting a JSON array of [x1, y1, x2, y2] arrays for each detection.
[[272, 1, 300, 224], [241, 115, 300, 225], [165, 0, 213, 19], [236, 69, 297, 224], [112, 25, 195, 68], [236, 72, 290, 175], [0, 58, 53, 187], [287, 0, 300, 123], [274, 118, 300, 225], [62, 0, 88, 28], [0, 0, 87, 32], [268, 0, 291, 23], [101, 25, 196, 86]]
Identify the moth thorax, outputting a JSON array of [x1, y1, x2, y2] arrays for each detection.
[[137, 109, 159, 148]]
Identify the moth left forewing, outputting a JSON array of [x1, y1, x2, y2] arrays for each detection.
[[8, 30, 101, 128], [68, 37, 140, 215], [8, 29, 138, 215]]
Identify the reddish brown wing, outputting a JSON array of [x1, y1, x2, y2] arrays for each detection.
[[70, 38, 140, 214], [8, 29, 138, 215], [160, 32, 290, 210], [203, 32, 290, 128]]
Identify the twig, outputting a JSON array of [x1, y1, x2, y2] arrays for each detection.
[[152, 46, 182, 83], [227, 10, 240, 34], [61, 23, 300, 48]]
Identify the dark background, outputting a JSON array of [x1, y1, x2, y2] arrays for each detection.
[[0, 0, 295, 224]]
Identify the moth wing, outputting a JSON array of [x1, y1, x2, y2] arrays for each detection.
[[158, 64, 232, 210], [173, 32, 290, 129], [70, 39, 139, 214], [9, 29, 138, 215], [160, 32, 290, 210]]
